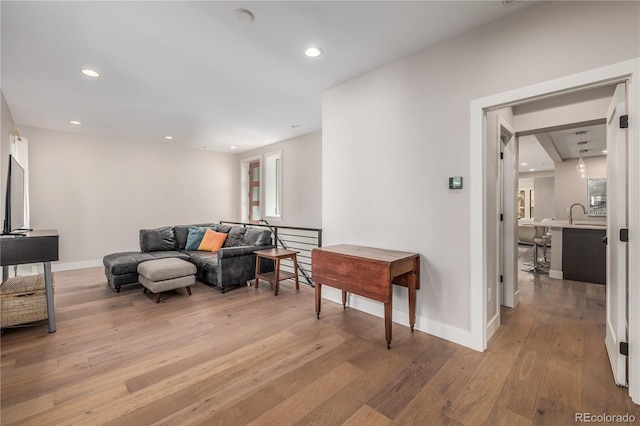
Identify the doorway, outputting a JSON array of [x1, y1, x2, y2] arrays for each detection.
[[469, 59, 640, 403]]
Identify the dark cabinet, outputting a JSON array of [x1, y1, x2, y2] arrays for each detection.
[[562, 228, 606, 284]]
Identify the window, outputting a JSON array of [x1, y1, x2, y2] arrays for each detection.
[[518, 190, 525, 219], [263, 151, 282, 220], [518, 178, 534, 221]]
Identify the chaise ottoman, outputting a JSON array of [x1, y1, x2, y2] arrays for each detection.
[[137, 258, 196, 303]]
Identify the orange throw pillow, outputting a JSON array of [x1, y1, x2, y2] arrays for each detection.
[[198, 229, 227, 252]]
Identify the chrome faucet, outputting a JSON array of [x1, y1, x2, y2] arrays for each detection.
[[569, 203, 587, 225]]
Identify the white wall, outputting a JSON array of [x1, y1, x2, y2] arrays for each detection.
[[22, 126, 238, 269], [1, 92, 15, 224], [322, 1, 640, 348], [533, 177, 555, 221], [519, 172, 555, 223], [554, 155, 607, 223], [239, 131, 322, 228]]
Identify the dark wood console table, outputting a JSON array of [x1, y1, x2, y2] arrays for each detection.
[[1, 230, 59, 332], [312, 244, 420, 349]]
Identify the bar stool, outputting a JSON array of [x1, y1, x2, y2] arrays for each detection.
[[532, 225, 551, 273]]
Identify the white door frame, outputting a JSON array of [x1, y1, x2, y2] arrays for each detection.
[[469, 58, 640, 403]]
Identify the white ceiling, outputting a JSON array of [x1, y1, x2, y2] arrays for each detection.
[[1, 1, 535, 153], [518, 124, 607, 174], [518, 135, 554, 173]]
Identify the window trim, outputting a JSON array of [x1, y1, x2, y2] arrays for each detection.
[[263, 150, 282, 222]]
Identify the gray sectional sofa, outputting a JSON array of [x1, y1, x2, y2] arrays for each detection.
[[103, 223, 274, 293]]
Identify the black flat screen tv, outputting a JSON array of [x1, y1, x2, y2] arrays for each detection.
[[3, 154, 26, 235]]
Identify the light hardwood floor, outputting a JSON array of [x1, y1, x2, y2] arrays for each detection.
[[1, 251, 638, 425]]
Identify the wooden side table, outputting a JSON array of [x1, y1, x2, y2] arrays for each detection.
[[254, 248, 299, 296]]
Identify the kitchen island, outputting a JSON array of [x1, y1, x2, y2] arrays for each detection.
[[533, 220, 606, 284]]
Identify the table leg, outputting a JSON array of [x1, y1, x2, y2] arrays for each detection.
[[293, 254, 299, 290], [315, 282, 322, 319], [44, 262, 56, 333], [384, 297, 393, 349], [409, 271, 417, 332], [274, 258, 281, 296], [254, 255, 261, 288], [342, 290, 347, 309]]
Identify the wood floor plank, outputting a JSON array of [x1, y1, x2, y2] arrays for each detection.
[[445, 306, 535, 425], [537, 312, 585, 410], [495, 310, 557, 419], [367, 338, 456, 419], [533, 395, 579, 426], [104, 387, 199, 426], [293, 354, 413, 425], [0, 391, 54, 425], [13, 384, 130, 426], [247, 362, 364, 425], [343, 405, 392, 426], [150, 331, 348, 425], [391, 347, 484, 425], [208, 337, 374, 426]]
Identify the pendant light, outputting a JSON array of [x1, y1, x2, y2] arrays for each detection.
[[575, 131, 588, 178], [576, 150, 587, 178]]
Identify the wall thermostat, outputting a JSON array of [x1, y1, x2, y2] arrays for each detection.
[[449, 176, 463, 189]]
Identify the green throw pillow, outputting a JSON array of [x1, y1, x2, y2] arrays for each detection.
[[185, 226, 217, 250]]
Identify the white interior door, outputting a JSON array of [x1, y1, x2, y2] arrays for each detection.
[[499, 118, 518, 308], [605, 82, 628, 386]]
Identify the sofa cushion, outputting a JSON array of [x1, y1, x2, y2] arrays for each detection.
[[241, 228, 272, 246], [140, 226, 176, 252], [103, 251, 155, 275], [216, 224, 232, 234], [175, 223, 219, 250], [198, 229, 228, 252], [224, 226, 246, 248], [186, 251, 220, 278]]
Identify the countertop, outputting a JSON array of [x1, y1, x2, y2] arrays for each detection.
[[532, 219, 606, 230]]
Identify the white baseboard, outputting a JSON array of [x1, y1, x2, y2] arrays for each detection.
[[48, 259, 103, 273], [486, 312, 500, 342], [549, 269, 563, 279], [5, 259, 103, 276], [321, 287, 477, 351]]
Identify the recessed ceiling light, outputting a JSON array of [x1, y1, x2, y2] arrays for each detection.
[[602, 150, 608, 154], [520, 162, 528, 166], [69, 120, 82, 125], [81, 69, 100, 78], [164, 136, 173, 140], [529, 168, 535, 171], [304, 47, 323, 58], [234, 9, 254, 23], [230, 146, 237, 150]]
